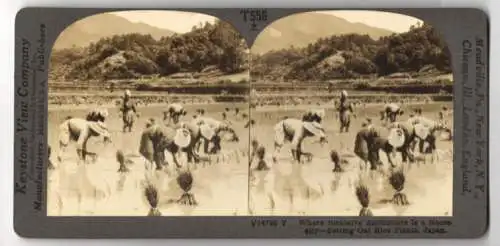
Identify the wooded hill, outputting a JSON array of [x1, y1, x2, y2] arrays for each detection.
[[250, 22, 451, 82], [50, 18, 451, 87], [49, 20, 249, 82]]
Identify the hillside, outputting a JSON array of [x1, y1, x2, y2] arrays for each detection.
[[53, 13, 175, 50], [49, 20, 249, 82], [251, 22, 451, 82], [251, 12, 394, 54]]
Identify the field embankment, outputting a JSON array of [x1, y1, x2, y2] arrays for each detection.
[[48, 76, 453, 107]]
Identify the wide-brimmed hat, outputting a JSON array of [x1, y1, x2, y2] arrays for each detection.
[[414, 123, 430, 139], [313, 109, 325, 119], [169, 103, 184, 113], [88, 121, 110, 138], [388, 127, 405, 148], [174, 128, 191, 148], [200, 124, 215, 140], [99, 108, 109, 119], [303, 121, 324, 136]]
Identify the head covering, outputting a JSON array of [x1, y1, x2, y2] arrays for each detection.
[[124, 90, 131, 97], [169, 103, 184, 113], [341, 90, 348, 98], [303, 121, 325, 137], [388, 127, 405, 148], [313, 109, 325, 119], [99, 108, 109, 119], [174, 128, 191, 148], [387, 103, 400, 112]]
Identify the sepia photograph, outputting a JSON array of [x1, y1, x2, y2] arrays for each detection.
[[47, 10, 251, 216], [46, 9, 454, 218], [248, 10, 454, 216]]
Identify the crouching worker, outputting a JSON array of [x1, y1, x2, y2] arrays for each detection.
[[272, 117, 327, 164], [174, 120, 210, 164], [192, 117, 239, 154], [57, 117, 111, 164], [163, 103, 187, 126], [139, 123, 191, 171], [372, 122, 416, 168], [354, 119, 382, 170], [386, 122, 416, 164], [381, 103, 404, 124], [407, 116, 451, 154]]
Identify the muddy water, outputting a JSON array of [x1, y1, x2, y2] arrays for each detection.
[[248, 102, 453, 216], [47, 102, 453, 217], [47, 103, 251, 216]]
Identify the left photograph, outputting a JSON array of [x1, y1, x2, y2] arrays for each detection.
[[47, 11, 251, 216]]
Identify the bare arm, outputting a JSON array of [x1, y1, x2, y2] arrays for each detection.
[[131, 103, 137, 113], [349, 104, 355, 114]]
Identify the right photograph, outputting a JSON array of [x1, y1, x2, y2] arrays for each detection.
[[248, 10, 454, 217]]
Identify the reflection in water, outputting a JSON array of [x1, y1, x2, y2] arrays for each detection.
[[116, 173, 127, 192], [47, 103, 452, 216], [48, 103, 250, 216], [330, 172, 342, 192]]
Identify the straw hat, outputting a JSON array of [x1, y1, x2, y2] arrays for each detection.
[[388, 127, 405, 148], [169, 103, 184, 113], [414, 123, 430, 139], [303, 121, 324, 136], [387, 103, 400, 111], [99, 108, 109, 119], [313, 109, 325, 119], [200, 124, 215, 140], [174, 128, 191, 148]]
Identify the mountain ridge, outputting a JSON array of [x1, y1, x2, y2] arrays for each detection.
[[53, 13, 176, 50], [252, 12, 395, 54]]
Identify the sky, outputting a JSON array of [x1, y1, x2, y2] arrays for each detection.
[[112, 10, 422, 34]]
